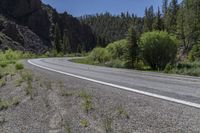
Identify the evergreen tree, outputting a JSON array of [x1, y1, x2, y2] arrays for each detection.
[[80, 12, 139, 45], [126, 26, 139, 68], [77, 44, 82, 53], [54, 23, 62, 53], [177, 0, 200, 51], [166, 0, 179, 33], [177, 5, 186, 47], [162, 0, 168, 15], [153, 7, 164, 30], [144, 6, 154, 32], [63, 29, 71, 54]]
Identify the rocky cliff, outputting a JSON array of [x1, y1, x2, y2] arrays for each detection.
[[0, 0, 96, 53]]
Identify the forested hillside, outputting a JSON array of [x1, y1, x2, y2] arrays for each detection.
[[80, 13, 143, 46]]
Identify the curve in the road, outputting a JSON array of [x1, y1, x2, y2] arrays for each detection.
[[28, 59, 200, 109]]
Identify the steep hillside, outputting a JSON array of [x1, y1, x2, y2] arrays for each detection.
[[0, 0, 96, 53]]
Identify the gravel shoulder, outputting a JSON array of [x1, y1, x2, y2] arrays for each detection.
[[0, 60, 200, 133]]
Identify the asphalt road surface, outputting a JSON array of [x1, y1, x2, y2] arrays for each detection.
[[28, 58, 200, 109]]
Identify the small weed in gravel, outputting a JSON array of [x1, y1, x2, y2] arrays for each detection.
[[64, 121, 72, 133], [43, 95, 50, 108], [80, 119, 89, 127], [103, 116, 113, 133], [116, 105, 129, 119], [59, 81, 64, 89], [60, 89, 73, 97], [21, 71, 33, 82], [17, 70, 33, 87], [0, 79, 6, 88], [25, 80, 34, 100], [79, 91, 93, 113], [0, 73, 3, 79], [11, 97, 20, 106], [15, 78, 23, 87], [0, 98, 9, 111], [0, 114, 6, 126], [44, 80, 52, 90]]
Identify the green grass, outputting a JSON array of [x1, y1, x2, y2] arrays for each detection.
[[15, 63, 24, 70], [60, 90, 73, 97], [0, 97, 20, 111], [0, 79, 6, 88], [15, 78, 24, 87], [103, 116, 113, 133], [20, 71, 33, 82], [19, 71, 34, 99], [64, 121, 72, 133], [0, 98, 9, 110], [0, 61, 8, 68], [43, 80, 52, 90], [11, 97, 20, 106], [26, 80, 33, 97], [71, 58, 94, 65], [80, 119, 89, 127], [79, 91, 93, 113], [165, 61, 200, 76], [116, 105, 129, 119]]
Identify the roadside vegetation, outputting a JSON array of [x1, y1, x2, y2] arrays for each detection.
[[71, 0, 200, 77], [72, 29, 200, 76]]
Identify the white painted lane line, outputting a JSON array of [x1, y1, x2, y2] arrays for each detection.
[[28, 59, 200, 109]]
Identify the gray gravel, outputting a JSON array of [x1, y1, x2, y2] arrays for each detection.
[[0, 60, 200, 133]]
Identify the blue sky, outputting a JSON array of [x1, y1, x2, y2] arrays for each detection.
[[42, 0, 182, 17]]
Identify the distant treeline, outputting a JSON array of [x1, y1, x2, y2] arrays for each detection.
[[79, 0, 200, 60]]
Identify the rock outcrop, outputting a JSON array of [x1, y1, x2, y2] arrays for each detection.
[[0, 0, 50, 53], [0, 0, 96, 53]]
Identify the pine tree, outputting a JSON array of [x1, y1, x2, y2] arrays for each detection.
[[177, 6, 186, 47], [77, 44, 82, 53], [177, 0, 200, 51], [166, 0, 179, 33], [126, 26, 139, 68], [63, 30, 71, 54], [162, 0, 169, 30], [54, 23, 62, 53], [144, 6, 154, 32], [153, 7, 164, 31], [162, 0, 168, 15]]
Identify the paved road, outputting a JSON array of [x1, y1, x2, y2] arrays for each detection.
[[28, 58, 200, 108]]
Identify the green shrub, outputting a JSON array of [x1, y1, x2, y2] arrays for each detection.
[[140, 31, 178, 70], [171, 61, 200, 76], [164, 63, 174, 73], [105, 59, 125, 68], [106, 39, 128, 59], [0, 49, 36, 61], [88, 47, 111, 63], [189, 42, 200, 61], [0, 61, 8, 68], [15, 63, 24, 70]]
